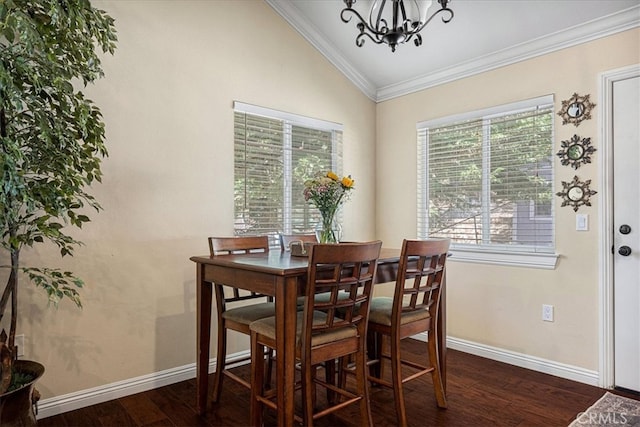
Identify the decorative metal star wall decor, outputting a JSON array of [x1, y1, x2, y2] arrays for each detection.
[[557, 93, 596, 127], [557, 134, 596, 169], [556, 175, 597, 212]]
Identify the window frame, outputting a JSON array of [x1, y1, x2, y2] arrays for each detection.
[[233, 102, 344, 244], [416, 95, 559, 269]]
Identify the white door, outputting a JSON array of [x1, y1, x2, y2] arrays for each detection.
[[613, 74, 640, 392]]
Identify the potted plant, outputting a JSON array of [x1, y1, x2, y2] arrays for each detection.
[[0, 1, 116, 424]]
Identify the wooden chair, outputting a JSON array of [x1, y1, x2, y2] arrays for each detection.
[[366, 239, 450, 427], [207, 236, 275, 403], [279, 232, 318, 251], [250, 241, 382, 427]]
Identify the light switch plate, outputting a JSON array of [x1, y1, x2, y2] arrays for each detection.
[[576, 214, 589, 231]]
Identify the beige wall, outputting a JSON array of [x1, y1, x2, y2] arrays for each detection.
[[9, 0, 376, 398], [6, 0, 639, 403], [376, 29, 640, 369]]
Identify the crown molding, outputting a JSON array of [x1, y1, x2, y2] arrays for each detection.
[[266, 1, 640, 103], [265, 0, 378, 101], [377, 5, 640, 102]]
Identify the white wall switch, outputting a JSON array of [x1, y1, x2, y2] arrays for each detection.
[[576, 214, 589, 231]]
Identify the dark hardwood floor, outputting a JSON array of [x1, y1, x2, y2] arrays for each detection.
[[38, 339, 635, 426]]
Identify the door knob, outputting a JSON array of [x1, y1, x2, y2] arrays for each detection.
[[618, 246, 632, 256], [619, 224, 632, 235]]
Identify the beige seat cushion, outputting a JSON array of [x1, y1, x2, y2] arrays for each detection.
[[368, 297, 430, 327], [222, 302, 276, 325], [250, 311, 357, 348]]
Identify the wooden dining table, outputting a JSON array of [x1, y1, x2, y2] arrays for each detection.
[[190, 247, 447, 426]]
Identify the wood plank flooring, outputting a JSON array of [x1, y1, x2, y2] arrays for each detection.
[[38, 339, 636, 426]]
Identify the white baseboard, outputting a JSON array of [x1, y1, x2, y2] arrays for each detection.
[[38, 337, 599, 419], [37, 363, 196, 419], [412, 333, 599, 386], [37, 350, 250, 420]]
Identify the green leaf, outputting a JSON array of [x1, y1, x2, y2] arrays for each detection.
[[2, 0, 117, 323], [4, 27, 15, 43]]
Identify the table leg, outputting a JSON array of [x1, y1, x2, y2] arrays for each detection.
[[196, 264, 213, 414], [275, 276, 298, 427], [439, 272, 447, 392]]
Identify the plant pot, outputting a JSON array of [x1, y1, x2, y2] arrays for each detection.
[[0, 360, 45, 427]]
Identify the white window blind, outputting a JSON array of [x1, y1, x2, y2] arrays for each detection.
[[417, 96, 556, 262], [233, 102, 343, 244]]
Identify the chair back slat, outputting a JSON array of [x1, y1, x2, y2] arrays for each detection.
[[209, 236, 270, 255], [302, 241, 382, 344], [394, 239, 450, 321], [208, 236, 271, 305]]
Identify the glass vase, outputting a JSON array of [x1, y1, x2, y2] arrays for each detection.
[[315, 216, 342, 244]]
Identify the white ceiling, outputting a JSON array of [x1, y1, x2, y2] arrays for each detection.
[[266, 0, 640, 101]]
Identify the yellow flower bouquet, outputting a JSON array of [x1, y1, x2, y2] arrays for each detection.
[[303, 171, 354, 243]]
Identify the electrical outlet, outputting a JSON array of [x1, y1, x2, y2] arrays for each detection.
[[15, 334, 24, 357], [542, 304, 554, 322]]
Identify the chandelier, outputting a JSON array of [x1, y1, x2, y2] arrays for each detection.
[[340, 0, 454, 52]]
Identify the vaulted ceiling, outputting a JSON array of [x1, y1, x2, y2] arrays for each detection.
[[266, 0, 640, 101]]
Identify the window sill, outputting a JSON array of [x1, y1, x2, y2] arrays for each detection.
[[448, 248, 559, 270]]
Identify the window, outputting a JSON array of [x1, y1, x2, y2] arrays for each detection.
[[417, 95, 558, 269], [233, 102, 343, 245]]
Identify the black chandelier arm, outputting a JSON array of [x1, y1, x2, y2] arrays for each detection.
[[341, 7, 391, 39], [355, 27, 388, 47], [435, 4, 454, 24], [413, 32, 423, 47], [340, 6, 366, 27], [342, 0, 455, 51]]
